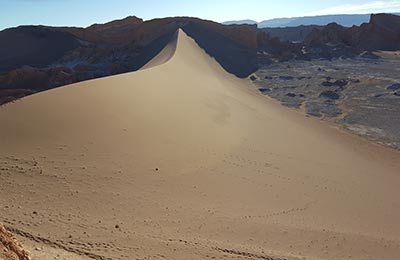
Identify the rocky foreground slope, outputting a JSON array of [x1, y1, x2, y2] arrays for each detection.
[[0, 224, 30, 260]]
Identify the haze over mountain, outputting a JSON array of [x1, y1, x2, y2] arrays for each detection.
[[259, 13, 377, 28], [224, 13, 400, 28], [222, 19, 257, 25]]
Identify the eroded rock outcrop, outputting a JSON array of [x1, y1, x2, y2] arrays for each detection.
[[0, 224, 30, 260], [303, 13, 400, 58]]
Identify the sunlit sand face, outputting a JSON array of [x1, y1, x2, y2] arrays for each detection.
[[1, 29, 400, 260]]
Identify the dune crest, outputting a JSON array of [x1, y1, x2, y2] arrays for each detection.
[[0, 29, 400, 260], [140, 30, 179, 70]]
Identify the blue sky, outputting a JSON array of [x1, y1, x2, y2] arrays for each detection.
[[1, 0, 399, 29]]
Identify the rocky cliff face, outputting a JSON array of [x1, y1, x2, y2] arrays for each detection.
[[262, 25, 323, 43], [356, 13, 400, 51], [303, 13, 400, 58]]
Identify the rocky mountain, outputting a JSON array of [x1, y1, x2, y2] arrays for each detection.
[[262, 25, 323, 42], [0, 26, 80, 73], [303, 13, 400, 58]]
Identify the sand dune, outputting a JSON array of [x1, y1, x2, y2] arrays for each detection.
[[1, 29, 400, 260], [140, 31, 178, 70]]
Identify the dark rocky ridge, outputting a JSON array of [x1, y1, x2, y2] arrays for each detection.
[[262, 25, 323, 43], [0, 26, 80, 73]]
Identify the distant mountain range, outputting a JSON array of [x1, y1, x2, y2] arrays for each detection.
[[223, 19, 257, 25], [224, 13, 400, 28]]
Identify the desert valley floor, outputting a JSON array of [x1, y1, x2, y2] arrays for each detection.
[[1, 29, 400, 260]]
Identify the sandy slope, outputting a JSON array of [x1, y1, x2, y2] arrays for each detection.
[[140, 31, 178, 70], [0, 29, 400, 260]]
